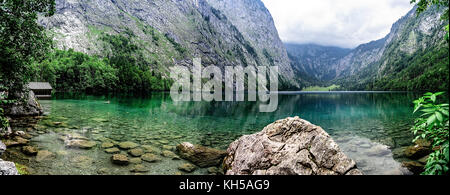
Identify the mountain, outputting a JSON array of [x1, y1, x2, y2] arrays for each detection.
[[285, 43, 351, 81], [286, 6, 448, 91], [38, 0, 300, 90]]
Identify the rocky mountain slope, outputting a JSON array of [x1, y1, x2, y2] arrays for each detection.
[[286, 6, 448, 91], [38, 0, 300, 90], [285, 43, 351, 81]]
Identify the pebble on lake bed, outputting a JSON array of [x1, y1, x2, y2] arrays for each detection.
[[111, 154, 129, 165], [101, 142, 114, 148], [118, 141, 139, 150], [141, 153, 161, 163], [130, 164, 148, 173], [105, 147, 120, 154], [178, 163, 197, 173], [128, 148, 144, 157], [22, 146, 38, 156]]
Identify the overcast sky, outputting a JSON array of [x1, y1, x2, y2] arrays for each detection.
[[261, 0, 415, 48]]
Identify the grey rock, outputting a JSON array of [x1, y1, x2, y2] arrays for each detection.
[[0, 140, 6, 156], [178, 163, 197, 173], [111, 154, 129, 165], [36, 150, 55, 162], [65, 140, 96, 149], [141, 153, 162, 163], [3, 91, 43, 116], [0, 159, 19, 175], [176, 142, 227, 168], [22, 146, 38, 156], [223, 117, 362, 175], [118, 141, 139, 150]]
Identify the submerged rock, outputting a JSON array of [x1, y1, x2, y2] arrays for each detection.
[[22, 146, 38, 156], [128, 148, 144, 157], [101, 142, 114, 148], [141, 153, 161, 163], [118, 141, 139, 150], [176, 142, 227, 167], [3, 136, 29, 147], [105, 147, 120, 154], [178, 163, 197, 173], [402, 161, 424, 175], [207, 167, 223, 175], [65, 140, 96, 149], [0, 159, 19, 175], [223, 117, 362, 175], [0, 141, 6, 156], [129, 158, 142, 164], [161, 150, 180, 160], [36, 150, 55, 162], [111, 154, 129, 165], [130, 164, 148, 173], [404, 144, 431, 160]]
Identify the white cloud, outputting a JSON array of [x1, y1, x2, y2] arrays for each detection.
[[261, 0, 414, 48]]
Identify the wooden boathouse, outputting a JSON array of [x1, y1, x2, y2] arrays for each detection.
[[28, 82, 53, 99]]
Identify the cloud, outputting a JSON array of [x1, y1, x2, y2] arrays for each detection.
[[261, 0, 414, 48]]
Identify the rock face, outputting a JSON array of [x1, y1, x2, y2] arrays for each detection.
[[0, 159, 19, 175], [223, 117, 362, 175], [38, 0, 301, 90], [3, 91, 43, 117], [176, 142, 227, 168]]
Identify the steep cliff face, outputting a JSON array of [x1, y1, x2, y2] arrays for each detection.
[[39, 0, 300, 89], [205, 0, 298, 87]]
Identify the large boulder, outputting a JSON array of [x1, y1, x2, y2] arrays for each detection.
[[0, 159, 19, 175], [223, 117, 362, 175], [176, 142, 227, 168], [3, 91, 43, 117]]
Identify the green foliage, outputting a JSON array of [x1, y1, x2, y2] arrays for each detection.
[[412, 92, 449, 175], [102, 33, 173, 94], [14, 163, 30, 175], [302, 84, 340, 92], [0, 91, 9, 133], [371, 45, 449, 91], [0, 0, 55, 98], [32, 47, 172, 95], [0, 77, 15, 133], [31, 49, 119, 94]]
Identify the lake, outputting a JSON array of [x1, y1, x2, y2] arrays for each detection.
[[5, 92, 421, 175]]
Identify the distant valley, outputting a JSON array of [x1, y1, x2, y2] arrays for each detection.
[[286, 6, 448, 92]]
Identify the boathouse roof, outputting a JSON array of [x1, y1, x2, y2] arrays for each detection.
[[28, 82, 53, 90]]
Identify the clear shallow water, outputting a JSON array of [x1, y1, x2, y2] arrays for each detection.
[[6, 92, 421, 175]]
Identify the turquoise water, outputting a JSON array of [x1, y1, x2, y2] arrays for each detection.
[[6, 92, 422, 175]]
